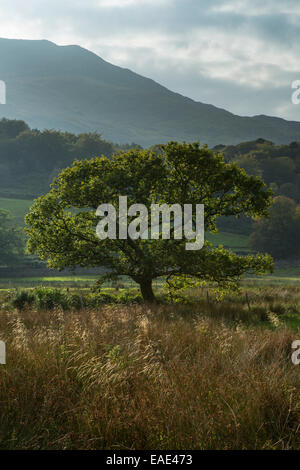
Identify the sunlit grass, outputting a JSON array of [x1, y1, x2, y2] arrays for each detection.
[[0, 286, 300, 449]]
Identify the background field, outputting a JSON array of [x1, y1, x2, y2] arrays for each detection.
[[0, 196, 250, 245], [1, 195, 299, 288], [0, 197, 33, 226]]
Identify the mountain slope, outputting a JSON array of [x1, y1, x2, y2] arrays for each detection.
[[1, 38, 300, 147]]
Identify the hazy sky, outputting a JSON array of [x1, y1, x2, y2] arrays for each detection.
[[1, 0, 300, 120]]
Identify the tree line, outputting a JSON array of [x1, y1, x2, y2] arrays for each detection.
[[214, 138, 300, 258], [0, 118, 140, 198]]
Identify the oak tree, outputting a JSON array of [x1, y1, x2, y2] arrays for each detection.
[[25, 142, 273, 302]]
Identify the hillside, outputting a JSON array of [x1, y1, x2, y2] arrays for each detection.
[[1, 38, 300, 147]]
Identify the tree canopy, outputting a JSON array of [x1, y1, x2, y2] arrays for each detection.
[[0, 119, 115, 198], [219, 138, 300, 203], [25, 142, 273, 302], [249, 196, 300, 259]]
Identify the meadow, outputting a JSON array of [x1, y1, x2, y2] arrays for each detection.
[[1, 265, 300, 289], [0, 284, 300, 450], [0, 197, 33, 226]]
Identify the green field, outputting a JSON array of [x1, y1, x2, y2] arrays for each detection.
[[0, 197, 33, 226], [0, 275, 163, 289], [1, 265, 300, 289], [0, 196, 298, 290], [243, 266, 300, 285], [0, 196, 251, 247], [0, 195, 253, 265], [206, 231, 251, 252]]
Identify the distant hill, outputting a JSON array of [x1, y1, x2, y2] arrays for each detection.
[[1, 38, 300, 147]]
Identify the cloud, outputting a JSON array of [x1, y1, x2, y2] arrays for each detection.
[[0, 0, 300, 121], [96, 0, 170, 7]]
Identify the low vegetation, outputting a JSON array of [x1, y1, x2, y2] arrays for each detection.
[[6, 286, 143, 311], [0, 286, 300, 450]]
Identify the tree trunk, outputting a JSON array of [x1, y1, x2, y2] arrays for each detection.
[[139, 278, 156, 303]]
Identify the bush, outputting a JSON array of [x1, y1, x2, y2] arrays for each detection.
[[87, 291, 143, 306], [116, 292, 143, 304], [68, 293, 85, 310], [9, 287, 144, 311], [11, 290, 35, 310], [269, 302, 286, 316], [32, 287, 71, 310], [87, 292, 117, 307]]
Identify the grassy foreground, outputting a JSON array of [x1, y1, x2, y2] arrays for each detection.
[[0, 294, 300, 450]]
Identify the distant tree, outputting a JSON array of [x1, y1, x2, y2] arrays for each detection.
[[280, 182, 300, 201], [147, 144, 163, 155], [25, 142, 273, 302], [269, 182, 279, 196], [114, 142, 143, 152], [73, 133, 114, 159], [0, 122, 115, 197], [261, 156, 296, 185], [0, 210, 24, 266], [249, 196, 300, 259], [0, 118, 29, 139], [16, 129, 76, 171], [234, 154, 262, 177]]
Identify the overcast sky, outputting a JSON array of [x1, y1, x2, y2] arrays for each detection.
[[1, 0, 300, 120]]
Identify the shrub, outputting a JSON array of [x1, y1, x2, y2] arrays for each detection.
[[11, 290, 35, 310], [9, 288, 143, 312], [116, 292, 143, 304], [87, 292, 117, 306], [33, 287, 71, 310]]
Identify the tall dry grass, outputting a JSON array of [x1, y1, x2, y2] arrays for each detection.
[[0, 302, 299, 449]]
